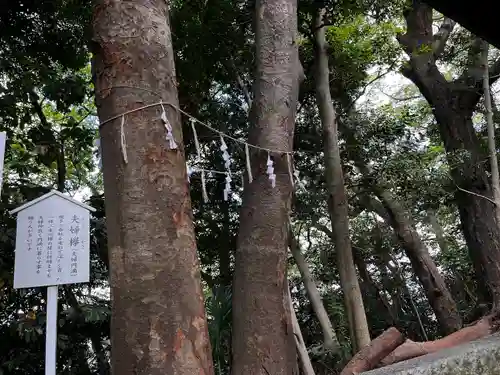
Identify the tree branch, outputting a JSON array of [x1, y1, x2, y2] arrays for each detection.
[[455, 39, 500, 107], [432, 18, 456, 59]]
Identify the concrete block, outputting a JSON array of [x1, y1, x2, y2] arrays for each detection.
[[361, 333, 500, 375]]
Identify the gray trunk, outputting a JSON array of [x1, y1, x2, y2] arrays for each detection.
[[313, 8, 370, 352], [289, 225, 340, 353]]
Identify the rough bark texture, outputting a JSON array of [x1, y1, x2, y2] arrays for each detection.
[[314, 8, 370, 352], [340, 328, 404, 375], [231, 0, 300, 373], [366, 193, 462, 334], [289, 225, 340, 352], [379, 313, 500, 366], [92, 2, 213, 374], [399, 1, 500, 308]]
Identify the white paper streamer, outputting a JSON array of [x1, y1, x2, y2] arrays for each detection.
[[266, 153, 276, 188], [191, 119, 202, 159], [223, 174, 232, 201], [201, 170, 209, 203], [120, 116, 128, 164], [161, 104, 178, 149], [245, 143, 253, 183], [220, 136, 231, 169]]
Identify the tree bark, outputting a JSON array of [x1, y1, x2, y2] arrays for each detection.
[[289, 225, 340, 352], [365, 193, 462, 334], [482, 41, 500, 226], [231, 0, 301, 373], [340, 328, 404, 375], [399, 1, 500, 308], [314, 8, 370, 352], [92, 2, 213, 374]]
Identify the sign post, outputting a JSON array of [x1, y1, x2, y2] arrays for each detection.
[[10, 190, 96, 375], [0, 131, 6, 195]]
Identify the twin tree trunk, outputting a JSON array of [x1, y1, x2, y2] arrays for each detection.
[[314, 8, 371, 352], [400, 1, 500, 308], [92, 1, 213, 374], [231, 0, 301, 373]]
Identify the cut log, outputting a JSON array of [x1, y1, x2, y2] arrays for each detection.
[[379, 313, 500, 366], [340, 327, 404, 375]]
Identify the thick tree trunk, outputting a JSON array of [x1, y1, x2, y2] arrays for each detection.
[[289, 225, 340, 352], [399, 1, 500, 308], [92, 2, 213, 374], [314, 8, 370, 351], [231, 0, 301, 373], [366, 193, 462, 334]]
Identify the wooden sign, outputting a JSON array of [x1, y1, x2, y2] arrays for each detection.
[[10, 190, 96, 375]]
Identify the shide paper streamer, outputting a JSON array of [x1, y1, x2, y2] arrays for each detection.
[[97, 100, 307, 204]]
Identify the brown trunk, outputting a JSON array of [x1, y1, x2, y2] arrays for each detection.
[[231, 0, 301, 373], [399, 1, 500, 308], [314, 8, 370, 352], [366, 194, 462, 334], [92, 2, 213, 374], [289, 225, 340, 352], [340, 328, 404, 375]]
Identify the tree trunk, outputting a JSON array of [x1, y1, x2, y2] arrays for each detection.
[[314, 8, 370, 352], [289, 225, 340, 352], [287, 280, 316, 375], [366, 193, 462, 334], [340, 328, 404, 375], [231, 0, 301, 372], [426, 211, 448, 254], [92, 2, 214, 374], [352, 246, 397, 326], [399, 1, 500, 308], [483, 41, 500, 225]]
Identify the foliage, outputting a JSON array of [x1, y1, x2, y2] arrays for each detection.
[[0, 0, 496, 374]]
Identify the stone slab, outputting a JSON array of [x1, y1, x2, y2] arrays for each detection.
[[360, 333, 500, 375]]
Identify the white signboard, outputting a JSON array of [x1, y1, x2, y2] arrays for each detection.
[[0, 132, 6, 195], [11, 191, 94, 289]]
